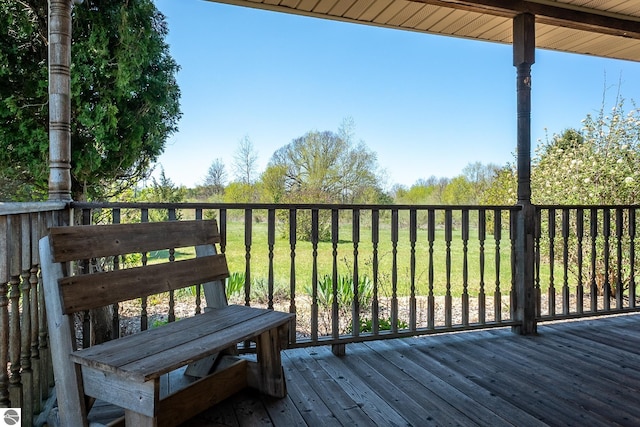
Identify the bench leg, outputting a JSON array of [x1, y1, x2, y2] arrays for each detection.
[[254, 325, 288, 398]]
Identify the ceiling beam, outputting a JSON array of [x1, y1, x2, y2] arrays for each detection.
[[414, 0, 640, 39]]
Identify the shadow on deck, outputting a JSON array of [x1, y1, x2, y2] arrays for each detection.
[[92, 314, 640, 426]]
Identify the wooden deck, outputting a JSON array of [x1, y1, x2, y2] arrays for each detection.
[[90, 314, 640, 426]]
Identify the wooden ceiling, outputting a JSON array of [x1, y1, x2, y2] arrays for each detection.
[[205, 0, 640, 62]]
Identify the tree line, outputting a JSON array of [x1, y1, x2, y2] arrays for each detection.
[[1, 0, 637, 210]]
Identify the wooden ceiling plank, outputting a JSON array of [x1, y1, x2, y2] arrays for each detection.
[[314, 0, 341, 14], [342, 0, 376, 19], [430, 9, 482, 34], [388, 2, 430, 26], [411, 5, 454, 31], [330, 0, 359, 16], [402, 4, 439, 28], [406, 0, 640, 39], [476, 18, 512, 42], [280, 0, 301, 8], [461, 13, 508, 38], [297, 0, 322, 12], [375, 0, 411, 24], [357, 0, 395, 22]]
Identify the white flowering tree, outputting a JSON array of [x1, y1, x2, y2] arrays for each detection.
[[531, 99, 639, 296], [532, 103, 639, 205]]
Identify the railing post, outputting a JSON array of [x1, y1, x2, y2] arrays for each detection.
[[513, 12, 537, 334], [0, 215, 9, 407], [514, 204, 537, 334], [48, 0, 77, 201]]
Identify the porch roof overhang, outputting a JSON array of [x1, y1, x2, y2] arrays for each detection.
[[204, 0, 640, 63]]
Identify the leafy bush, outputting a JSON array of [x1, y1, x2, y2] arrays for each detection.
[[356, 317, 408, 333], [307, 274, 373, 310]]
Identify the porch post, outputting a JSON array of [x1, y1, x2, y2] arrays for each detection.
[[48, 0, 75, 201], [512, 13, 537, 334]]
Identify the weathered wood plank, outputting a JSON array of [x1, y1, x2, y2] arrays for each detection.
[[307, 345, 413, 426], [365, 339, 516, 427], [440, 330, 624, 426], [43, 218, 294, 427], [71, 306, 293, 381], [386, 337, 547, 426], [277, 350, 351, 426], [39, 236, 88, 426], [82, 366, 158, 417], [89, 314, 640, 427], [59, 254, 229, 313], [48, 220, 221, 262], [281, 346, 374, 426], [157, 359, 248, 427], [486, 331, 640, 423]]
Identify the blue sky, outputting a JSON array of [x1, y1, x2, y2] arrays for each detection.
[[152, 0, 640, 189]]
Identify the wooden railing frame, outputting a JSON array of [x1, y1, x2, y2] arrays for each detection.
[[71, 202, 525, 349], [3, 201, 639, 424], [534, 205, 640, 322], [0, 202, 69, 426]]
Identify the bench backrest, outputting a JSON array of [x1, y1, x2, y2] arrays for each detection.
[[46, 219, 230, 315]]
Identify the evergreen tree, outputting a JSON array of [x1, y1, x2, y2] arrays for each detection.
[[0, 0, 181, 200]]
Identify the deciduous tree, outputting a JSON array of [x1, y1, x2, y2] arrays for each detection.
[[232, 135, 259, 185], [203, 158, 227, 196]]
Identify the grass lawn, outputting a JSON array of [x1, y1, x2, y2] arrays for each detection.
[[149, 217, 561, 300]]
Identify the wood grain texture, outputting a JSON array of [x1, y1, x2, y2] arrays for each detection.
[[39, 236, 89, 426], [70, 306, 293, 382], [48, 220, 221, 262], [59, 254, 229, 313], [42, 219, 295, 426]]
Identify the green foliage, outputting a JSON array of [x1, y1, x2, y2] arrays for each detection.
[[250, 277, 290, 305], [532, 98, 640, 295], [226, 272, 245, 299], [0, 0, 181, 201], [0, 0, 50, 201], [353, 317, 409, 333], [115, 168, 186, 223], [151, 318, 170, 328], [441, 176, 474, 205], [264, 125, 382, 205], [532, 100, 639, 205], [481, 166, 517, 205], [307, 274, 374, 310], [223, 182, 258, 203], [264, 122, 383, 240], [462, 162, 502, 204]]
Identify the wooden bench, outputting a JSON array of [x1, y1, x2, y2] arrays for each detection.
[[39, 220, 295, 427]]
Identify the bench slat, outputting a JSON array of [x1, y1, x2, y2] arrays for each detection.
[[72, 305, 258, 366], [49, 220, 221, 262], [59, 254, 229, 314], [71, 305, 294, 381]]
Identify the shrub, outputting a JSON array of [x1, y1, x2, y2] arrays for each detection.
[[307, 274, 373, 310]]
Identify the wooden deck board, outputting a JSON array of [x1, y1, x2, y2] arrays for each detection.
[[87, 314, 640, 426]]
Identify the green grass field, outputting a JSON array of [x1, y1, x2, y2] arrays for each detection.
[[149, 217, 560, 300]]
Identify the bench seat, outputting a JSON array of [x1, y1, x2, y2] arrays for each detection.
[[72, 305, 292, 382]]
